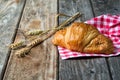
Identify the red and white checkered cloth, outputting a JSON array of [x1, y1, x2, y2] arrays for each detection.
[[58, 14, 120, 59]]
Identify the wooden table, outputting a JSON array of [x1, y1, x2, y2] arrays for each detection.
[[0, 0, 120, 80]]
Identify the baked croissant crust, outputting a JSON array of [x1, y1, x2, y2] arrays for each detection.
[[52, 22, 114, 54]]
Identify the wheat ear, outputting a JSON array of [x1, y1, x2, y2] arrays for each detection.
[[15, 12, 82, 58]]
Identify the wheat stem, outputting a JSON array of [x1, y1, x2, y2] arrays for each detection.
[[15, 12, 82, 57]]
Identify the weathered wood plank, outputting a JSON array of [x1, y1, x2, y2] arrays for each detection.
[[0, 0, 25, 79], [91, 0, 120, 80], [3, 0, 58, 80], [59, 0, 111, 80], [91, 0, 120, 16]]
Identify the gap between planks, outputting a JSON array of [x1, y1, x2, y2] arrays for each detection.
[[0, 0, 25, 80]]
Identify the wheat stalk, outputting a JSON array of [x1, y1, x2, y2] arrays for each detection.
[[9, 41, 25, 50], [15, 12, 82, 58], [26, 30, 43, 36]]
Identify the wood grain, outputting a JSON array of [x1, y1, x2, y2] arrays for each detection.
[[0, 0, 25, 79], [59, 0, 111, 80], [91, 0, 120, 80], [91, 0, 120, 16], [3, 0, 58, 80]]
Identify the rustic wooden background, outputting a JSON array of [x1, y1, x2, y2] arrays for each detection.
[[0, 0, 120, 80]]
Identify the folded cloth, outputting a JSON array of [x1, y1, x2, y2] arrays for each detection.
[[58, 14, 120, 59]]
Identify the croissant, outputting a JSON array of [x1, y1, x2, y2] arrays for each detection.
[[52, 22, 114, 54]]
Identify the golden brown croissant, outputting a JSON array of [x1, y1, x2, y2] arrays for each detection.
[[52, 22, 114, 54]]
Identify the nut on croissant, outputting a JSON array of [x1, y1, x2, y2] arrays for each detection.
[[52, 22, 114, 54]]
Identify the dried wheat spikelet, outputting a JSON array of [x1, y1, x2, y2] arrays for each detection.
[[26, 30, 43, 36], [27, 38, 43, 47], [9, 41, 25, 49]]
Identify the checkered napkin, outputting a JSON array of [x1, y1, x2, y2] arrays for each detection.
[[58, 14, 120, 59]]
